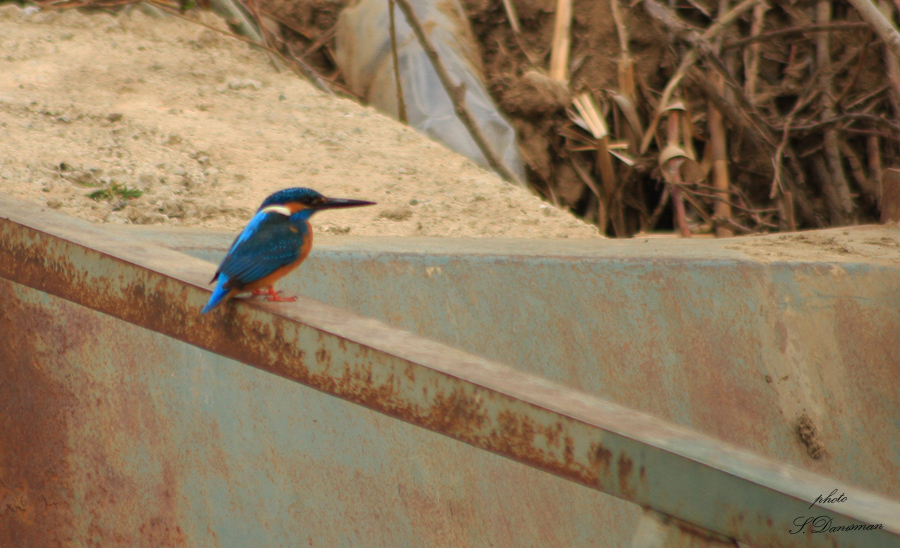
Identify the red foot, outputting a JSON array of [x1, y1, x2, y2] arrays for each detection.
[[253, 287, 297, 303]]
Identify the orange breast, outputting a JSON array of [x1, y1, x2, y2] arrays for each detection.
[[244, 222, 313, 292]]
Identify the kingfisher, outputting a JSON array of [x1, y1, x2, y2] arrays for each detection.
[[201, 187, 375, 314]]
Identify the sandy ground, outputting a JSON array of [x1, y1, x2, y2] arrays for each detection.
[[0, 4, 600, 238], [726, 224, 900, 264]]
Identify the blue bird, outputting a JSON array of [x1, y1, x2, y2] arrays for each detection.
[[202, 187, 375, 314]]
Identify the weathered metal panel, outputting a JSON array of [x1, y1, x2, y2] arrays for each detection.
[[160, 227, 900, 503], [2, 197, 899, 548], [1, 278, 635, 547]]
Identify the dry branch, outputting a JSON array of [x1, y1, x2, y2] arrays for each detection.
[[882, 168, 900, 221], [661, 106, 693, 237], [387, 0, 407, 124], [710, 0, 735, 237], [846, 0, 900, 60], [684, 72, 772, 156], [574, 93, 625, 235], [878, 1, 900, 120], [867, 135, 884, 204], [709, 78, 734, 237], [817, 0, 854, 224], [502, 0, 521, 35], [549, 0, 573, 82], [723, 22, 870, 50], [744, 2, 768, 103], [639, 0, 768, 154]]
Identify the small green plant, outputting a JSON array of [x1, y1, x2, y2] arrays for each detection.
[[87, 182, 143, 202]]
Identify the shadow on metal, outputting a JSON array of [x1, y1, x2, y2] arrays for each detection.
[[1, 196, 899, 548]]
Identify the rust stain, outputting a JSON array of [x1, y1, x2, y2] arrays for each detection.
[[477, 410, 596, 487], [394, 482, 470, 547], [485, 411, 592, 479], [0, 221, 612, 493], [0, 219, 739, 527], [310, 356, 400, 412], [424, 389, 489, 435], [0, 277, 190, 546], [544, 421, 563, 448], [589, 442, 613, 474], [262, 331, 610, 491], [403, 364, 416, 383], [563, 436, 575, 465], [0, 279, 76, 548], [137, 466, 186, 546], [495, 410, 538, 448], [617, 453, 634, 497], [315, 347, 330, 363], [6, 213, 900, 548]]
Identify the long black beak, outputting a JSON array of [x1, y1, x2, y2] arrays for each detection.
[[317, 197, 377, 210]]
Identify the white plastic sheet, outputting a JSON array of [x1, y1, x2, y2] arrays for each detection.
[[336, 0, 527, 184]]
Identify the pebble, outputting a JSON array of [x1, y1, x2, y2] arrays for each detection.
[[226, 79, 262, 91], [379, 207, 413, 221]]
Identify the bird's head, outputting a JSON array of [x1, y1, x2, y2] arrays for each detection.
[[258, 187, 376, 219]]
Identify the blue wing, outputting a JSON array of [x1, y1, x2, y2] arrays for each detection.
[[212, 210, 308, 290]]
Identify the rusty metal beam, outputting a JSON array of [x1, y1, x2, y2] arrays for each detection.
[[1, 197, 899, 548]]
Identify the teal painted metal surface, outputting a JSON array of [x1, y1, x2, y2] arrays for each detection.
[[3, 279, 632, 547], [156, 227, 900, 504], [2, 197, 900, 548]]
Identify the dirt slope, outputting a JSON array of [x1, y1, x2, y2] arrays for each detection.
[[0, 4, 600, 238]]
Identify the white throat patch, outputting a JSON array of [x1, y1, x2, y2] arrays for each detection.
[[260, 205, 292, 216]]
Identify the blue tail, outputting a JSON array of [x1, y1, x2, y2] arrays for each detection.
[[202, 277, 232, 314]]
